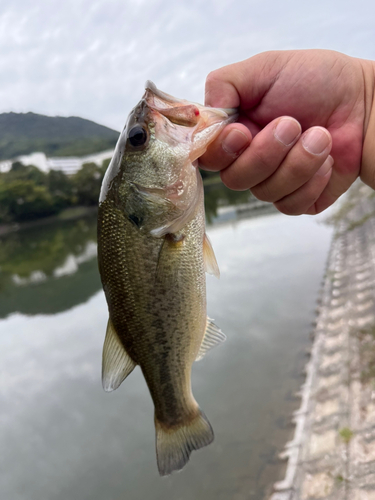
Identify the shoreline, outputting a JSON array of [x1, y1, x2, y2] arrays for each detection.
[[0, 206, 98, 236], [269, 181, 375, 500], [0, 195, 272, 237]]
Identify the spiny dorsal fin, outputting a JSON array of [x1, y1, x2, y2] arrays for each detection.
[[102, 318, 136, 392], [196, 317, 226, 361], [203, 233, 220, 279]]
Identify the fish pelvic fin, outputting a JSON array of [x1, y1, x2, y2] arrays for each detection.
[[102, 318, 136, 392], [155, 409, 214, 476], [195, 317, 226, 362]]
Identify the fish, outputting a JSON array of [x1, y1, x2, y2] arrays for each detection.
[[97, 81, 237, 476]]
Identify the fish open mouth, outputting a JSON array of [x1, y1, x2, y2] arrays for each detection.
[[144, 81, 238, 128], [144, 82, 200, 127]]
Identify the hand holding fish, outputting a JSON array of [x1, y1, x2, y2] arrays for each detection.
[[201, 49, 375, 215]]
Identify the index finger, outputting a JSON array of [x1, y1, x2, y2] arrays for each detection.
[[204, 52, 288, 109], [205, 65, 242, 108]]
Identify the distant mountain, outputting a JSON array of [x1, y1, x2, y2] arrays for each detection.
[[0, 112, 120, 161]]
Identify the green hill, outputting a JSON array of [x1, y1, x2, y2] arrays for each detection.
[[0, 112, 120, 160]]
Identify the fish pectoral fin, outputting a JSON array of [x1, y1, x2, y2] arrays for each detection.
[[131, 183, 172, 208], [129, 182, 186, 238], [203, 233, 220, 279], [102, 318, 136, 392], [195, 317, 226, 362], [150, 216, 184, 238]]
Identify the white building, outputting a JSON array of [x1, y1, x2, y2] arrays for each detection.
[[0, 159, 12, 173], [0, 149, 113, 175]]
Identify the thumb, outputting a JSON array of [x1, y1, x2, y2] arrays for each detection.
[[205, 51, 287, 109]]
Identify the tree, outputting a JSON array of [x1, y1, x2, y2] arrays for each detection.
[[9, 162, 47, 186], [71, 162, 103, 206], [101, 157, 111, 173], [47, 170, 75, 209], [0, 179, 57, 222]]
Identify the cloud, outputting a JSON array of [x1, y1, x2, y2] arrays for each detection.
[[1, 0, 375, 130]]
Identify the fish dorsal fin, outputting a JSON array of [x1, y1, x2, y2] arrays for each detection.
[[203, 234, 220, 279], [102, 318, 136, 392], [196, 317, 226, 361]]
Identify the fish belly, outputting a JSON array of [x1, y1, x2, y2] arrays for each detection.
[[98, 198, 213, 475]]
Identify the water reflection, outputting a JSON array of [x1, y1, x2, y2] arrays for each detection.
[[0, 206, 333, 500], [204, 181, 254, 223], [0, 217, 101, 318], [0, 185, 271, 319]]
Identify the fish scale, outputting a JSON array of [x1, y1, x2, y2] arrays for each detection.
[[97, 81, 237, 475]]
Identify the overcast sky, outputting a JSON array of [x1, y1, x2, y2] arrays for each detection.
[[1, 0, 375, 131]]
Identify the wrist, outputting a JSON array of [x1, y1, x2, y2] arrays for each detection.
[[361, 59, 375, 188]]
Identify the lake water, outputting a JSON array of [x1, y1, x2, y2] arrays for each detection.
[[0, 191, 333, 500]]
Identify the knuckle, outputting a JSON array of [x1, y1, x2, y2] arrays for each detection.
[[249, 146, 281, 183], [274, 200, 303, 216], [205, 70, 222, 91], [286, 162, 311, 184], [251, 181, 276, 202], [199, 151, 216, 170], [283, 154, 322, 185], [306, 203, 318, 215], [220, 168, 246, 191], [200, 158, 222, 172], [311, 200, 327, 214], [252, 149, 273, 171], [199, 159, 213, 171]]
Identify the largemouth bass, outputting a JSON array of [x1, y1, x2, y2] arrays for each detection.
[[97, 81, 237, 475]]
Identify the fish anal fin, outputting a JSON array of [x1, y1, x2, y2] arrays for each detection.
[[155, 409, 214, 476], [102, 318, 136, 392], [195, 317, 226, 362], [203, 233, 220, 279]]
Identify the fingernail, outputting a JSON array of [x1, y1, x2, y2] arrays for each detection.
[[222, 129, 249, 155], [302, 127, 331, 155], [316, 155, 334, 176], [274, 118, 301, 146]]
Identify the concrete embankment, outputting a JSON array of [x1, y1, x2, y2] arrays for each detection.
[[270, 182, 375, 500]]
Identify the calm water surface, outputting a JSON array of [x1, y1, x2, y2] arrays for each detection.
[[0, 194, 333, 500]]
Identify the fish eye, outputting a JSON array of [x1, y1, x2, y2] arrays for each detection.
[[128, 126, 148, 148]]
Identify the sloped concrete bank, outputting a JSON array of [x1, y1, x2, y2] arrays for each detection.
[[269, 182, 375, 500]]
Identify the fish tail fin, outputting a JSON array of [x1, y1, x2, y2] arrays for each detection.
[[155, 409, 214, 476]]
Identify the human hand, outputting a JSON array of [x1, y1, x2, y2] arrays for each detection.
[[200, 50, 375, 215]]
